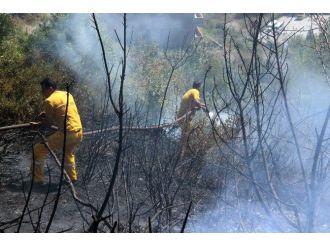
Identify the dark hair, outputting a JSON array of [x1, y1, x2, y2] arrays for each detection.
[[192, 81, 201, 89], [40, 78, 57, 90]]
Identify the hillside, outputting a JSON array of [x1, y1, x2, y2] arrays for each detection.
[[11, 14, 49, 33]]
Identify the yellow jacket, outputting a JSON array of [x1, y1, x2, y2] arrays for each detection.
[[44, 90, 82, 132], [177, 88, 201, 118]]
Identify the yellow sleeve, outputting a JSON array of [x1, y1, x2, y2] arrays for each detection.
[[191, 89, 200, 101]]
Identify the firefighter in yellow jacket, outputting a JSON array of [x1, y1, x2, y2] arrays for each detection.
[[31, 78, 83, 183], [177, 81, 205, 152]]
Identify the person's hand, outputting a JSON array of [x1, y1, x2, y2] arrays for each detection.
[[199, 104, 207, 111]]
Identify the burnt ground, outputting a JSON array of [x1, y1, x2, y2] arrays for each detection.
[[0, 127, 223, 233], [3, 125, 327, 232], [0, 129, 92, 232]]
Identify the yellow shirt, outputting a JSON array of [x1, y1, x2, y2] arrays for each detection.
[[44, 90, 82, 132], [177, 88, 201, 118]]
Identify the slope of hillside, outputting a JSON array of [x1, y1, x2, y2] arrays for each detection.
[[11, 13, 50, 33]]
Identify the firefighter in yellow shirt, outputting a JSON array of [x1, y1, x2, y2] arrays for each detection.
[[31, 78, 83, 183], [177, 81, 205, 153]]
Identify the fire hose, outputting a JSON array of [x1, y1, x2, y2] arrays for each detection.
[[0, 123, 58, 132], [83, 110, 202, 136], [0, 109, 204, 136], [0, 108, 206, 214]]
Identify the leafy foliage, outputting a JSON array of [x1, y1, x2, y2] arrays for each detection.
[[0, 14, 96, 126]]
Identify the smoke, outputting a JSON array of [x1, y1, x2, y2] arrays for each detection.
[[50, 14, 121, 86], [187, 50, 330, 232], [102, 13, 196, 49], [47, 13, 196, 77], [45, 13, 198, 123], [278, 65, 330, 170]]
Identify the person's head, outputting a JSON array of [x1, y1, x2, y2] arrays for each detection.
[[192, 81, 202, 89], [40, 78, 57, 98]]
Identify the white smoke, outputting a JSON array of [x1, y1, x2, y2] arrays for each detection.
[[44, 13, 198, 123], [187, 48, 330, 233]]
